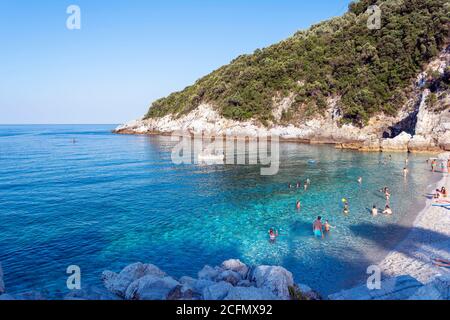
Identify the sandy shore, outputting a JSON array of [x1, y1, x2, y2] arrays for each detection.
[[380, 153, 450, 283]]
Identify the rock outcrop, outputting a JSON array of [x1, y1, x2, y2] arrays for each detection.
[[115, 48, 450, 154]]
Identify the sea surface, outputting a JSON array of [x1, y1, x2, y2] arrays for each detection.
[[0, 125, 437, 297]]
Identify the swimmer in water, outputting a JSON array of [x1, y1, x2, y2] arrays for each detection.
[[324, 220, 334, 233], [304, 182, 308, 191], [383, 205, 393, 215], [313, 216, 324, 238], [268, 228, 279, 242], [358, 177, 363, 184], [306, 178, 311, 185], [403, 167, 409, 177], [289, 183, 293, 189], [371, 205, 378, 216], [342, 199, 349, 215], [296, 200, 301, 211]]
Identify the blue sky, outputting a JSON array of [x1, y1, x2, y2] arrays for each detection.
[[0, 0, 352, 124]]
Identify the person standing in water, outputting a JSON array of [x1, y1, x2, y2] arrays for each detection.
[[403, 167, 409, 177], [431, 159, 437, 172], [268, 228, 279, 242], [324, 220, 334, 234], [304, 181, 308, 191], [383, 205, 393, 215], [313, 217, 324, 238], [296, 200, 301, 211], [371, 205, 378, 216], [358, 177, 363, 184]]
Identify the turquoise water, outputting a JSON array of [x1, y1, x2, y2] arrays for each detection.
[[0, 125, 435, 297]]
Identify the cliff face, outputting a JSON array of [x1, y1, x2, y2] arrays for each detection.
[[116, 0, 450, 153]]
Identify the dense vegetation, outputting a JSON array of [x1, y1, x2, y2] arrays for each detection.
[[146, 0, 449, 126]]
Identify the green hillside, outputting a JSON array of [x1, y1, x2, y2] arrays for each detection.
[[146, 0, 449, 126]]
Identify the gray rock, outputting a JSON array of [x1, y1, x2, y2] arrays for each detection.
[[167, 285, 201, 300], [202, 281, 233, 300], [224, 287, 278, 300], [249, 266, 294, 300], [217, 270, 241, 286], [237, 280, 253, 288], [102, 262, 166, 297], [125, 275, 179, 300], [0, 262, 5, 295], [329, 275, 424, 300], [192, 279, 215, 294], [198, 265, 221, 281], [221, 259, 249, 279]]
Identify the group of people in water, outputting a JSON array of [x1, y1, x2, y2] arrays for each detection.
[[429, 158, 450, 173], [269, 156, 450, 242]]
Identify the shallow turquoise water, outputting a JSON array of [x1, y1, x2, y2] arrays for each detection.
[[0, 125, 436, 297]]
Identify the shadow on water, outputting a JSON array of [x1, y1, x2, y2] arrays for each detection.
[[349, 223, 450, 261]]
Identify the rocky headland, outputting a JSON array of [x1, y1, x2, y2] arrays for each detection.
[[115, 48, 450, 154]]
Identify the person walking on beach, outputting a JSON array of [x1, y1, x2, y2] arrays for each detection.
[[313, 216, 324, 238]]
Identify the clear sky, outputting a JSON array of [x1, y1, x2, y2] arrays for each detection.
[[0, 0, 352, 124]]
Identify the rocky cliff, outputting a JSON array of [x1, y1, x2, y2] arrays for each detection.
[[116, 48, 450, 153]]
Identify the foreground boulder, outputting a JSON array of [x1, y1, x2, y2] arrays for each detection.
[[249, 266, 294, 300], [125, 275, 179, 300], [224, 286, 278, 300], [101, 262, 166, 298]]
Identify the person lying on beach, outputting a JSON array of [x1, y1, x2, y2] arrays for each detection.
[[383, 205, 393, 215], [432, 258, 450, 268], [313, 217, 324, 238], [434, 189, 442, 199], [371, 205, 378, 216]]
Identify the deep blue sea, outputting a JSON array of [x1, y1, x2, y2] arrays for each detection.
[[0, 125, 436, 297]]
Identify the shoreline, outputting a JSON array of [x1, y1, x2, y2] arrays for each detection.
[[114, 129, 447, 154], [379, 152, 450, 284]]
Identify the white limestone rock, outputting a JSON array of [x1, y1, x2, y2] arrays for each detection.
[[249, 266, 294, 300], [125, 275, 179, 300], [202, 281, 233, 300]]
